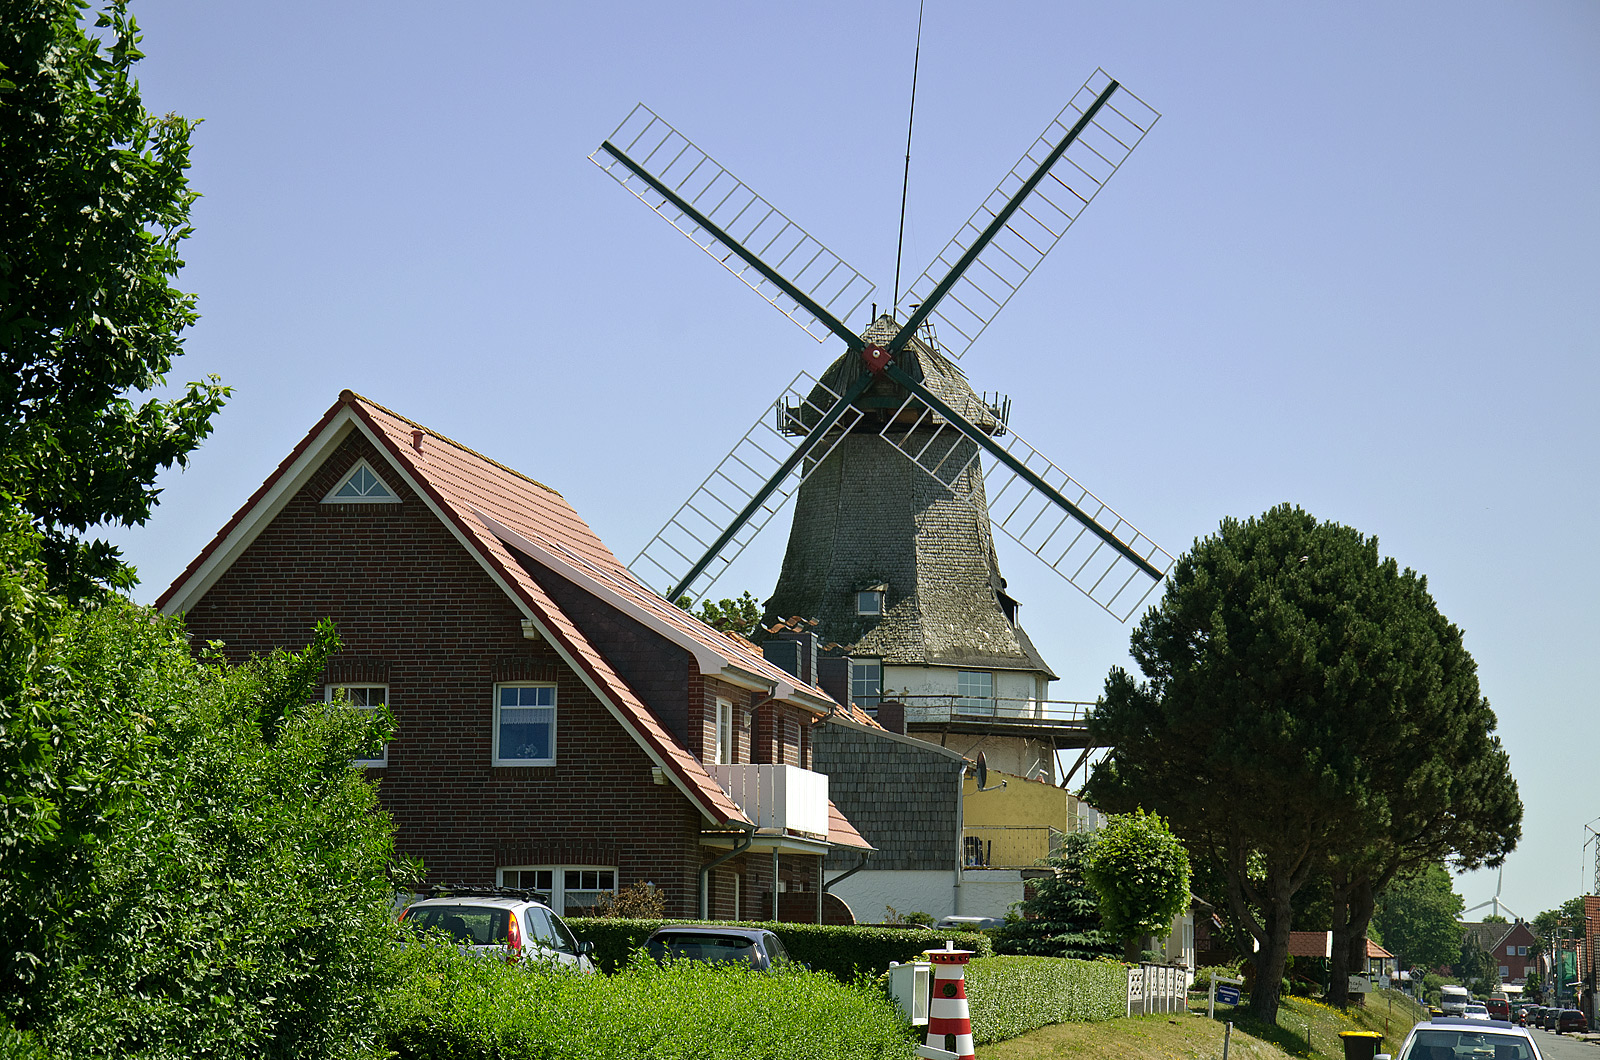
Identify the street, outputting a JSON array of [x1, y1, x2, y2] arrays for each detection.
[[1531, 1029, 1600, 1058]]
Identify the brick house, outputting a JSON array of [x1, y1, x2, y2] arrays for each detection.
[[1461, 920, 1539, 985], [158, 391, 870, 921]]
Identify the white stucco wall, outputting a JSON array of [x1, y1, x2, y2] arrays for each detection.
[[956, 869, 1026, 919], [827, 870, 956, 924]]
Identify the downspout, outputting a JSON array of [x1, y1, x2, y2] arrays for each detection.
[[823, 850, 874, 893], [954, 759, 967, 915], [700, 823, 756, 920]]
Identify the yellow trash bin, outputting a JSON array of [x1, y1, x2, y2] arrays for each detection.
[[1338, 1031, 1383, 1060]]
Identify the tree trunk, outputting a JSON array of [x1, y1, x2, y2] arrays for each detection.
[[1124, 936, 1141, 963], [1327, 870, 1353, 1008], [1249, 882, 1295, 1023]]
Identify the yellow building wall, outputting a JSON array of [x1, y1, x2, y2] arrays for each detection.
[[961, 769, 1089, 869]]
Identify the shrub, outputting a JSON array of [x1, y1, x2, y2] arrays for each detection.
[[565, 918, 991, 980], [3, 603, 401, 1060], [962, 955, 1127, 1044], [381, 942, 917, 1059]]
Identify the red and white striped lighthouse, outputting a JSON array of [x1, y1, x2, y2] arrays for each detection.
[[924, 942, 976, 1060]]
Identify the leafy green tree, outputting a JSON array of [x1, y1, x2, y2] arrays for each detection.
[[0, 519, 404, 1057], [1370, 863, 1465, 972], [991, 830, 1119, 960], [1084, 504, 1519, 1022], [1079, 810, 1191, 962], [1, 0, 227, 601], [676, 591, 763, 638], [1457, 934, 1496, 995]]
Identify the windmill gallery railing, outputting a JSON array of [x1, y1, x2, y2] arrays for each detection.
[[887, 695, 1095, 728]]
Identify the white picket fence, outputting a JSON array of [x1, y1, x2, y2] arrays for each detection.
[[1126, 962, 1187, 1016]]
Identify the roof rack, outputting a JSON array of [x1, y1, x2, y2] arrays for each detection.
[[409, 883, 551, 903]]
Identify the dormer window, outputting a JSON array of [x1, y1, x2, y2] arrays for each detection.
[[323, 459, 398, 503], [856, 584, 887, 615]]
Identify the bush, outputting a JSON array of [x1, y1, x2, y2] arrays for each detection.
[[1191, 962, 1243, 990], [962, 955, 1127, 1044], [2, 602, 401, 1060], [565, 918, 991, 980], [381, 942, 917, 1059]]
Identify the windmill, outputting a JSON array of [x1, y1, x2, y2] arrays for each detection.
[[592, 70, 1173, 773]]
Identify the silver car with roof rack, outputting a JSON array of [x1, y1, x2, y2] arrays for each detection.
[[399, 884, 596, 971]]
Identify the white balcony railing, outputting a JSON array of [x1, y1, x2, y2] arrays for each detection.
[[712, 764, 829, 840], [894, 695, 1094, 726]]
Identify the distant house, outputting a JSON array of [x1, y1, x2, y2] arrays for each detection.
[[158, 391, 871, 921], [1460, 920, 1539, 984]]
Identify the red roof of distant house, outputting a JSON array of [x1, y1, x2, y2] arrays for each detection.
[[1286, 932, 1395, 960]]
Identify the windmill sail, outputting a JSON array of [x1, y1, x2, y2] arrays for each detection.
[[592, 104, 874, 345], [876, 370, 1171, 621], [630, 372, 864, 603], [894, 69, 1159, 360]]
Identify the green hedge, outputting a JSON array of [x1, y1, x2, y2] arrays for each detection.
[[565, 918, 992, 980], [962, 955, 1127, 1045], [380, 943, 916, 1060]]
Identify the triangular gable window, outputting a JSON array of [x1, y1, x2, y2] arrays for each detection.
[[323, 459, 399, 503]]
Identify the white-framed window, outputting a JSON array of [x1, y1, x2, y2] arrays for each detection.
[[1507, 945, 1515, 956], [499, 865, 617, 917], [851, 658, 882, 710], [1517, 945, 1527, 956], [714, 697, 734, 765], [322, 458, 398, 503], [327, 683, 389, 767], [494, 683, 555, 766], [856, 587, 885, 615], [956, 670, 993, 713]]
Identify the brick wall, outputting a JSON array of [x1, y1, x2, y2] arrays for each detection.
[[180, 432, 709, 914]]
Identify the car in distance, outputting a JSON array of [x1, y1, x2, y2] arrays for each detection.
[[400, 887, 595, 971], [1485, 997, 1511, 1021], [1463, 1002, 1491, 1020], [644, 925, 793, 971], [934, 915, 1004, 931], [1541, 1007, 1562, 1031], [1379, 1016, 1543, 1060], [1556, 1009, 1588, 1034]]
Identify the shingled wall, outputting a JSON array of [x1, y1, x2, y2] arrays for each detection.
[[813, 720, 962, 872]]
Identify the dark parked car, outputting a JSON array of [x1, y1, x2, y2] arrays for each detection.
[[645, 925, 793, 971], [1556, 1009, 1587, 1034], [1541, 1007, 1562, 1031]]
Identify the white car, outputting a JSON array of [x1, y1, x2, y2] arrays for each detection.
[[400, 888, 595, 971], [1463, 1002, 1491, 1020], [1380, 1015, 1542, 1060]]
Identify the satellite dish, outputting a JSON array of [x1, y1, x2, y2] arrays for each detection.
[[972, 751, 1006, 793]]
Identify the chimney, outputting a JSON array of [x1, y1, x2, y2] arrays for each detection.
[[762, 630, 818, 686], [818, 656, 853, 709], [876, 699, 906, 735]]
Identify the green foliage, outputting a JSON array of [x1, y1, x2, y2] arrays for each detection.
[[565, 918, 989, 980], [0, 0, 228, 600], [962, 955, 1126, 1044], [1192, 962, 1244, 990], [1085, 504, 1520, 1021], [0, 582, 403, 1059], [1371, 863, 1464, 970], [991, 830, 1119, 960], [381, 941, 917, 1060], [674, 591, 762, 638], [1080, 810, 1191, 954]]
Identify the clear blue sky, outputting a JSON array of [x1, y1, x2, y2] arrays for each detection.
[[111, 0, 1598, 921]]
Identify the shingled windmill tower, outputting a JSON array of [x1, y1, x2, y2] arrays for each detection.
[[593, 70, 1173, 781]]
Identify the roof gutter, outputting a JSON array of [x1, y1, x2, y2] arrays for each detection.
[[700, 824, 757, 919]]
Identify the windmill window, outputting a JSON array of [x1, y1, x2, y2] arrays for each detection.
[[851, 659, 882, 711], [856, 587, 886, 615], [323, 459, 399, 503], [327, 683, 389, 767], [494, 683, 556, 766], [956, 671, 993, 714]]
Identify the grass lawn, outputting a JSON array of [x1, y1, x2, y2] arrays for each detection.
[[976, 989, 1427, 1060]]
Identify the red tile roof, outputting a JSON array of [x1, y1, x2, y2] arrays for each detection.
[[828, 799, 874, 850], [157, 393, 764, 826]]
